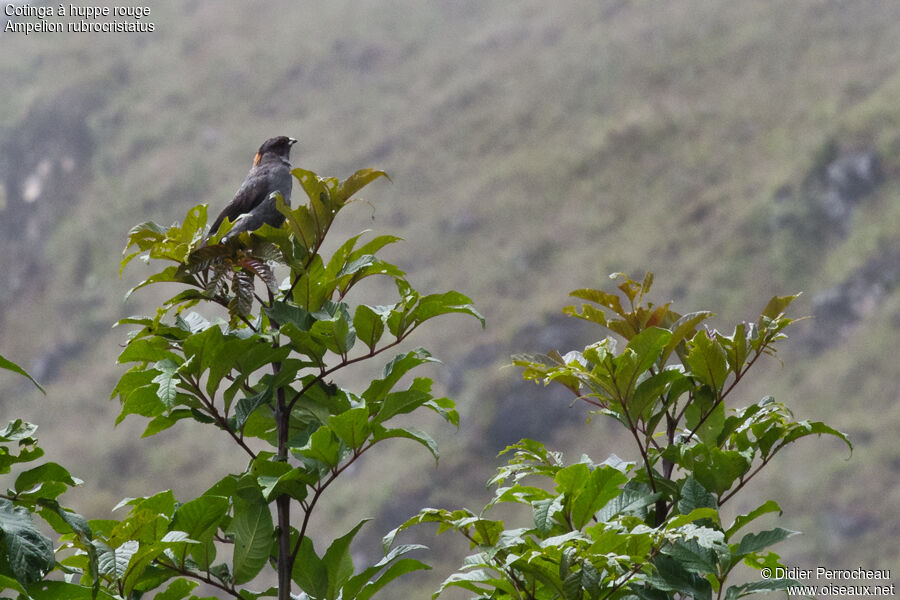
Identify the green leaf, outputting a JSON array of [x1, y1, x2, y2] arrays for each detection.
[[323, 520, 369, 599], [372, 425, 440, 463], [354, 304, 387, 351], [595, 488, 659, 522], [630, 368, 684, 421], [252, 460, 310, 503], [15, 462, 78, 495], [0, 353, 44, 394], [153, 578, 200, 600], [781, 420, 853, 454], [620, 327, 672, 382], [336, 168, 391, 204], [735, 527, 798, 556], [354, 557, 430, 600], [116, 383, 166, 425], [363, 350, 439, 406], [374, 384, 433, 425], [117, 337, 181, 365], [554, 464, 627, 529], [298, 426, 343, 468], [666, 507, 721, 529], [25, 581, 119, 599], [569, 288, 625, 317], [685, 392, 725, 446], [662, 538, 718, 576], [685, 330, 729, 392], [662, 311, 713, 363], [0, 499, 54, 587], [678, 477, 716, 514], [760, 294, 801, 320], [329, 407, 371, 450], [724, 578, 801, 599], [681, 446, 751, 496], [229, 496, 274, 585], [725, 500, 782, 539], [152, 359, 180, 408], [293, 536, 327, 597], [170, 495, 229, 569], [234, 385, 273, 432], [648, 554, 713, 598], [412, 291, 485, 329]]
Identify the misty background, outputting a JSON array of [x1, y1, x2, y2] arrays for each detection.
[[1, 0, 898, 594]]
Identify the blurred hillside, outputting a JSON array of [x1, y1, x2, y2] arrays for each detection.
[[1, 0, 899, 593]]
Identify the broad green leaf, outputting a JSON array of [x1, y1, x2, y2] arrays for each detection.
[[152, 359, 180, 408], [15, 462, 78, 495], [353, 557, 430, 600], [595, 488, 659, 522], [323, 520, 370, 599], [760, 294, 801, 320], [117, 337, 181, 365], [229, 497, 274, 585], [684, 446, 751, 496], [354, 304, 386, 351], [780, 420, 852, 454], [554, 464, 627, 529], [329, 407, 370, 450], [374, 384, 433, 425], [298, 426, 343, 468], [152, 578, 199, 600], [116, 383, 166, 425], [678, 477, 716, 514], [234, 385, 273, 432], [371, 425, 440, 463], [336, 168, 391, 204], [685, 330, 729, 392], [253, 462, 310, 503], [26, 581, 119, 599], [662, 311, 713, 363], [725, 500, 782, 539], [647, 554, 714, 598], [362, 350, 438, 406], [685, 393, 725, 446], [724, 578, 801, 599], [170, 495, 229, 569], [735, 527, 798, 556], [0, 499, 54, 587], [620, 327, 671, 383], [662, 538, 718, 576], [569, 288, 625, 317], [293, 536, 327, 598], [630, 368, 683, 421], [411, 291, 485, 329], [267, 301, 314, 331], [666, 507, 721, 529]]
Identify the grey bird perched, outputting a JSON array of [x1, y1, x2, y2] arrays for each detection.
[[209, 136, 297, 239]]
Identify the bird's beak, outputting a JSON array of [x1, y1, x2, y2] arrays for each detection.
[[289, 138, 298, 146]]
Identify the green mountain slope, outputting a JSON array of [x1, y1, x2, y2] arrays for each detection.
[[1, 0, 898, 591]]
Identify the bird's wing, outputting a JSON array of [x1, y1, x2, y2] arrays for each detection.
[[209, 164, 273, 234]]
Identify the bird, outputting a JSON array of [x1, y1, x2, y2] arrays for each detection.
[[209, 136, 297, 239]]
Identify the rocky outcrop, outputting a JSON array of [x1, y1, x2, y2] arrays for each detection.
[[806, 245, 900, 352]]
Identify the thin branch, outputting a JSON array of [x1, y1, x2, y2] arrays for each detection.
[[184, 376, 257, 459], [287, 324, 419, 411], [156, 559, 241, 599], [290, 442, 375, 564]]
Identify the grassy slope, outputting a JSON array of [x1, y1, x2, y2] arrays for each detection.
[[1, 0, 899, 591]]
